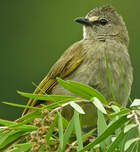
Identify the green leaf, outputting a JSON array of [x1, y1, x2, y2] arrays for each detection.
[[97, 110, 111, 151], [124, 138, 140, 151], [130, 99, 140, 107], [92, 97, 107, 114], [74, 129, 96, 147], [39, 145, 46, 152], [41, 98, 80, 110], [7, 142, 34, 152], [136, 110, 140, 117], [70, 101, 85, 114], [120, 127, 138, 152], [0, 130, 27, 149], [107, 131, 125, 152], [74, 110, 83, 150], [3, 102, 41, 110], [78, 116, 130, 152], [109, 108, 130, 119], [111, 105, 120, 112], [124, 124, 137, 133], [18, 91, 78, 102], [63, 116, 74, 151], [8, 116, 38, 130], [16, 110, 41, 122], [137, 141, 140, 152], [81, 128, 96, 141], [62, 116, 69, 129], [57, 112, 64, 152], [10, 124, 37, 131], [0, 130, 11, 148], [57, 78, 107, 104], [0, 119, 17, 126]]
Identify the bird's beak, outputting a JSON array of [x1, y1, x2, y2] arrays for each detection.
[[75, 17, 92, 26]]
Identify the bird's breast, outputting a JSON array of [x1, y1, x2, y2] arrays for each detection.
[[52, 40, 133, 106]]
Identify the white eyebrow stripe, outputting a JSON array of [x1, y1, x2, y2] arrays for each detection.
[[88, 16, 99, 22]]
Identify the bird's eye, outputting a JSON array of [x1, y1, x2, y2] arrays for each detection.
[[99, 19, 108, 26]]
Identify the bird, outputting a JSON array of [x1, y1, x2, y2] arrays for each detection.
[[22, 5, 133, 129]]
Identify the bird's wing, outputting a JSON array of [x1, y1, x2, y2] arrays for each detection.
[[22, 40, 87, 115]]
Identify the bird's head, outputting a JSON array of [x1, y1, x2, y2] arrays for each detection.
[[75, 5, 129, 46]]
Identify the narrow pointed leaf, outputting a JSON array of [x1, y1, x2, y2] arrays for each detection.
[[7, 142, 34, 152], [74, 111, 83, 150], [109, 108, 130, 119], [0, 130, 26, 149], [70, 101, 85, 114], [0, 119, 16, 126], [97, 110, 111, 151], [57, 112, 64, 152], [3, 102, 41, 110], [63, 116, 74, 151], [57, 78, 107, 104], [130, 99, 140, 107], [92, 97, 107, 114], [107, 131, 125, 152], [18, 91, 78, 102], [78, 116, 130, 152], [124, 138, 140, 151], [124, 124, 137, 133]]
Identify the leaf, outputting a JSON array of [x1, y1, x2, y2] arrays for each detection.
[[124, 124, 137, 133], [39, 145, 46, 152], [111, 105, 120, 112], [70, 101, 85, 114], [18, 91, 78, 102], [7, 142, 34, 152], [97, 109, 107, 136], [130, 99, 140, 107], [81, 128, 96, 141], [10, 124, 37, 131], [136, 110, 140, 116], [107, 131, 125, 152], [63, 116, 74, 151], [0, 130, 27, 149], [62, 116, 69, 129], [57, 112, 64, 152], [124, 138, 140, 151], [92, 97, 107, 114], [74, 110, 83, 150], [137, 141, 140, 152], [109, 108, 130, 119], [0, 130, 11, 148], [16, 110, 41, 122], [57, 78, 107, 104], [120, 127, 138, 152], [78, 116, 130, 152], [74, 128, 96, 146], [41, 98, 80, 110], [97, 110, 111, 151], [10, 118, 38, 129], [3, 102, 41, 110], [0, 119, 17, 126]]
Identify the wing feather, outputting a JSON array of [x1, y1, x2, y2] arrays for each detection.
[[22, 40, 87, 115]]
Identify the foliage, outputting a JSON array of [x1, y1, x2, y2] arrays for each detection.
[[0, 78, 140, 152]]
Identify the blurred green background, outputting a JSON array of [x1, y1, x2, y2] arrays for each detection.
[[0, 0, 139, 120]]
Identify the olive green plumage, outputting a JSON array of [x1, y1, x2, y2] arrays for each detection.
[[23, 5, 133, 128]]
